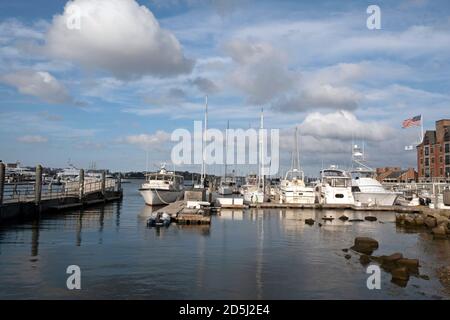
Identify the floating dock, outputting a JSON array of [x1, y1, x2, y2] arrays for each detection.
[[155, 200, 211, 225]]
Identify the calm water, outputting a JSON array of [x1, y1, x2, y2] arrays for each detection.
[[1, 180, 449, 300]]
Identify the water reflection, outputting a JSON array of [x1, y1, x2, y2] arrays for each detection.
[[0, 182, 449, 299]]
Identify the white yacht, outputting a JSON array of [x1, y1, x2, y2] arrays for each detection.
[[279, 127, 315, 204], [350, 144, 400, 206], [315, 166, 355, 205], [139, 165, 184, 206], [280, 169, 315, 204], [218, 179, 235, 195]]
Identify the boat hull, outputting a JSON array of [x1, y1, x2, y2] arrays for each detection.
[[353, 192, 399, 206], [218, 186, 233, 195], [280, 190, 315, 204], [243, 191, 266, 204], [139, 189, 182, 206]]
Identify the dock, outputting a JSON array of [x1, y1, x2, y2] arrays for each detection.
[[155, 200, 211, 225], [0, 164, 123, 223]]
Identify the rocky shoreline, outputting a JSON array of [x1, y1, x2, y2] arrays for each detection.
[[396, 211, 450, 239]]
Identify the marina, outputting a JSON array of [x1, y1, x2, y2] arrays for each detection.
[[1, 180, 450, 300]]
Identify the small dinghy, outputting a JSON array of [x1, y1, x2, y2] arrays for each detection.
[[147, 212, 171, 227]]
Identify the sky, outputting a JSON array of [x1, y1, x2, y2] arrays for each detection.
[[0, 0, 449, 176]]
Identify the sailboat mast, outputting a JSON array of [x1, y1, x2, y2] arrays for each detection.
[[260, 108, 264, 192], [201, 95, 208, 187], [295, 126, 300, 170], [224, 120, 229, 180]]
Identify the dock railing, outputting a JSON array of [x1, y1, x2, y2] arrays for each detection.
[[0, 163, 120, 205]]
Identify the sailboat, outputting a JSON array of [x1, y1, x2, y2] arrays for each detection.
[[218, 121, 235, 195], [279, 127, 315, 204], [194, 96, 208, 189], [243, 109, 267, 204]]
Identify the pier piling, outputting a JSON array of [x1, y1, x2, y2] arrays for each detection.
[[34, 165, 42, 205], [0, 162, 5, 205], [101, 171, 106, 197], [79, 169, 84, 200]]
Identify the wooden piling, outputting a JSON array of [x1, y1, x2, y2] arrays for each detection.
[[34, 165, 42, 205], [0, 162, 5, 205], [79, 169, 84, 200], [117, 173, 122, 192], [101, 171, 106, 197]]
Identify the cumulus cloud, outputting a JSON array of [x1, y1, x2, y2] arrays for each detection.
[[0, 70, 72, 104], [224, 39, 295, 104], [45, 0, 194, 79], [274, 84, 362, 112], [17, 135, 48, 143], [189, 76, 219, 94], [299, 110, 394, 141], [121, 131, 171, 149]]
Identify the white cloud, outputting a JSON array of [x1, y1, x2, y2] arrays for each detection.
[[17, 135, 48, 143], [299, 110, 394, 141], [224, 39, 295, 104], [274, 84, 362, 112], [121, 131, 171, 149], [45, 0, 194, 79], [0, 70, 72, 104]]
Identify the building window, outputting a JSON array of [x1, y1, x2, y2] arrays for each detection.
[[446, 143, 450, 153], [446, 167, 450, 177], [425, 146, 429, 156], [431, 157, 435, 164], [440, 156, 443, 163], [446, 155, 450, 165], [425, 158, 429, 166], [431, 146, 434, 154]]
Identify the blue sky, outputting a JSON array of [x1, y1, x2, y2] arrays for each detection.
[[0, 0, 449, 175]]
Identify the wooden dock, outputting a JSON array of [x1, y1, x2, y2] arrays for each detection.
[[0, 163, 123, 223], [156, 200, 211, 225]]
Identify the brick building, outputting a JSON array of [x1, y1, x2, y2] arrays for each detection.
[[416, 119, 450, 182], [376, 167, 417, 183]]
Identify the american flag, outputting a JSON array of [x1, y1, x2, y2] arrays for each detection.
[[402, 115, 421, 128]]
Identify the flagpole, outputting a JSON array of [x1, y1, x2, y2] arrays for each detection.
[[420, 114, 424, 144]]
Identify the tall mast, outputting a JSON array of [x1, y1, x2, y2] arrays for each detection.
[[224, 120, 229, 180], [294, 126, 300, 171], [259, 108, 264, 192], [201, 95, 208, 187]]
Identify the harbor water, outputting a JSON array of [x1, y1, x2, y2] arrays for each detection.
[[0, 181, 449, 299]]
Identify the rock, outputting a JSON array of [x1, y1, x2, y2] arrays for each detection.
[[414, 215, 425, 226], [318, 223, 322, 227], [339, 215, 349, 221], [305, 218, 315, 225], [432, 225, 447, 239], [391, 267, 410, 281], [349, 219, 364, 222], [380, 253, 404, 271], [365, 216, 377, 222], [382, 253, 403, 263], [360, 255, 371, 265], [404, 216, 415, 226], [420, 275, 430, 280], [344, 254, 351, 260], [351, 237, 379, 255], [425, 216, 437, 228], [435, 215, 449, 226], [342, 248, 349, 253], [396, 214, 406, 225], [397, 258, 420, 274]]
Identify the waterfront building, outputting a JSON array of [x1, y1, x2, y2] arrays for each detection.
[[416, 119, 450, 182]]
